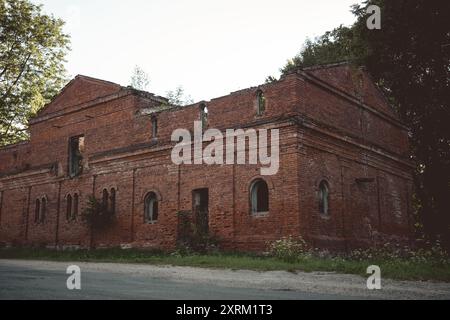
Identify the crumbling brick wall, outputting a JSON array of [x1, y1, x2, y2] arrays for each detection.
[[0, 64, 414, 251]]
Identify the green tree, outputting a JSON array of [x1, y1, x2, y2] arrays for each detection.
[[283, 0, 450, 246], [356, 0, 450, 246], [166, 85, 193, 106], [0, 0, 70, 146], [265, 75, 277, 84], [281, 24, 366, 73], [129, 65, 149, 90]]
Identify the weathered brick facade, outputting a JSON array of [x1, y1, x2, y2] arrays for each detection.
[[0, 63, 414, 251]]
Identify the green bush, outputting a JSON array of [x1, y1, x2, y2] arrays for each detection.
[[267, 236, 310, 262], [81, 196, 115, 230], [347, 240, 449, 265], [176, 210, 221, 254]]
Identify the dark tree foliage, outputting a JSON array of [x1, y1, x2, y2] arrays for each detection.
[[281, 24, 367, 73], [360, 0, 449, 246], [283, 0, 450, 246], [0, 0, 70, 146], [82, 196, 115, 231]]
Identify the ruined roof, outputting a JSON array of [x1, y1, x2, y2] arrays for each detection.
[[297, 62, 398, 119], [33, 75, 168, 121]]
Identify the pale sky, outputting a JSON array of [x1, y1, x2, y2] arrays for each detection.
[[33, 0, 360, 102]]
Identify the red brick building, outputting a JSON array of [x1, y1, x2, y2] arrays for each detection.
[[0, 63, 414, 251]]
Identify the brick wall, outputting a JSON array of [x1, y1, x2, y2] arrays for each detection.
[[0, 64, 415, 252]]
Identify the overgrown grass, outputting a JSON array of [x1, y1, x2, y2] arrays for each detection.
[[1, 247, 449, 282]]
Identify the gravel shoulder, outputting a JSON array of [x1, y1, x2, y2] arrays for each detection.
[[1, 259, 449, 300]]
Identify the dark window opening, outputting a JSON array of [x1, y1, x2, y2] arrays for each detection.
[[319, 180, 330, 216], [35, 199, 40, 223], [200, 103, 208, 130], [192, 188, 209, 235], [40, 197, 46, 223], [73, 193, 79, 218], [250, 179, 269, 214], [256, 90, 266, 116], [69, 136, 85, 177], [144, 192, 159, 223], [151, 116, 158, 138], [110, 188, 116, 215], [102, 189, 109, 212], [66, 194, 72, 220]]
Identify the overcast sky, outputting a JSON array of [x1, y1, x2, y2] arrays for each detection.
[[33, 0, 360, 101]]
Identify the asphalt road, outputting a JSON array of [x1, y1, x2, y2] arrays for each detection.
[[0, 261, 351, 300], [1, 260, 449, 300]]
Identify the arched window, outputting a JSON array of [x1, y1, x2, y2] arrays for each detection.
[[151, 116, 158, 138], [250, 179, 269, 214], [66, 194, 72, 220], [144, 192, 159, 223], [73, 193, 79, 218], [200, 103, 208, 129], [110, 188, 116, 215], [256, 90, 266, 116], [318, 180, 330, 216], [35, 199, 40, 223], [102, 189, 109, 212], [40, 197, 47, 223], [69, 135, 84, 177]]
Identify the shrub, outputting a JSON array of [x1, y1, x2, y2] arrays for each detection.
[[176, 210, 221, 254], [267, 236, 310, 262], [81, 196, 115, 230], [410, 239, 450, 265], [346, 240, 449, 265]]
